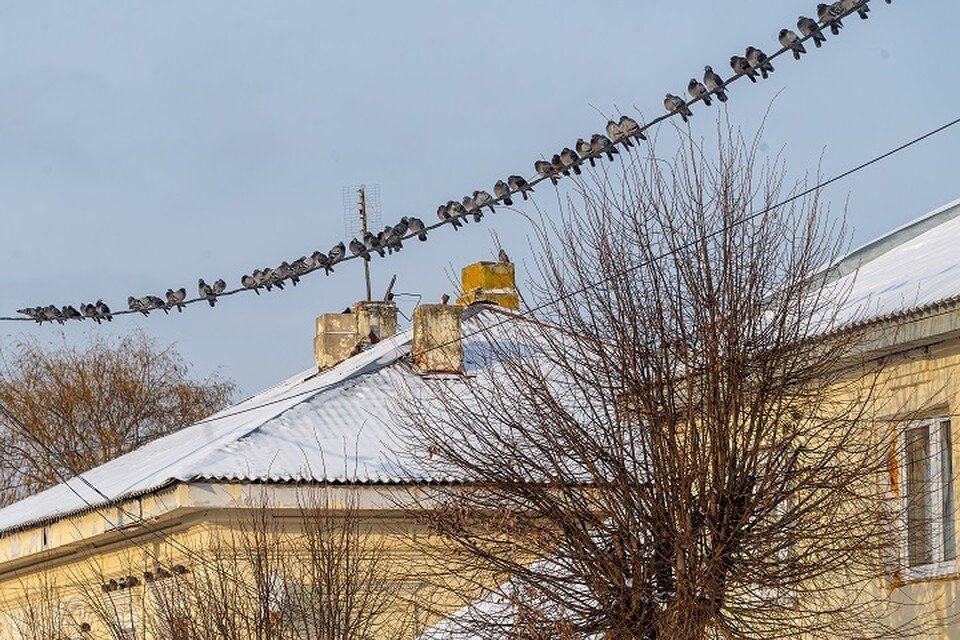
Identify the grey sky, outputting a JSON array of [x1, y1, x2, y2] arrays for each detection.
[[1, 1, 956, 395]]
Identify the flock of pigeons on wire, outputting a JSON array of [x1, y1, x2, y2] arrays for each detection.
[[11, 0, 887, 325]]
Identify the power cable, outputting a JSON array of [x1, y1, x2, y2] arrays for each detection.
[[0, 0, 888, 324]]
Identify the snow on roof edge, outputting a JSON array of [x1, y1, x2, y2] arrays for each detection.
[[827, 197, 960, 282]]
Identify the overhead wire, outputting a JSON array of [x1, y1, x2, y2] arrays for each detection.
[[0, 0, 923, 604], [82, 113, 960, 433], [0, 0, 887, 324]]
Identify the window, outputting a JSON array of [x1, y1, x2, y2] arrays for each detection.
[[899, 418, 956, 579]]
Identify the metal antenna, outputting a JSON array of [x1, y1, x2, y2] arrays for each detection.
[[343, 184, 381, 301], [358, 186, 372, 300]]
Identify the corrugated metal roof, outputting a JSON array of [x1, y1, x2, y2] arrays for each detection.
[[832, 198, 960, 323], [0, 306, 513, 535], [4, 197, 960, 536]]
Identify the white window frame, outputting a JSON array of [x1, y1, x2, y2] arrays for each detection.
[[898, 417, 957, 581]]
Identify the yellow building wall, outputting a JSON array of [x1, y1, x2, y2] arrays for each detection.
[[0, 484, 475, 640], [834, 336, 960, 638]]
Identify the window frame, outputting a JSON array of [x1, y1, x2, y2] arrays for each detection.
[[898, 417, 957, 581]]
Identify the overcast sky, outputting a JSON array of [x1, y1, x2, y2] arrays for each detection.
[[1, 1, 957, 396]]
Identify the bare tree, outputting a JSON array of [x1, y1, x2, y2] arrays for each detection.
[[400, 125, 946, 639], [0, 331, 234, 505], [24, 486, 411, 640]]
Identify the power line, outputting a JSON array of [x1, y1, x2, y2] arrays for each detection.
[[1, 0, 889, 324], [108, 113, 960, 432], [0, 106, 948, 588], [0, 0, 901, 605]]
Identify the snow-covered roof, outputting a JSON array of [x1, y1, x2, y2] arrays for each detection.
[[0, 306, 519, 536], [5, 198, 960, 537], [831, 197, 960, 324]]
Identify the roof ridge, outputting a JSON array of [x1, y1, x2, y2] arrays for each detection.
[[826, 197, 960, 283]]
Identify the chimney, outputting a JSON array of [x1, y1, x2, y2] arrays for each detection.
[[456, 261, 519, 310], [412, 304, 463, 374], [314, 301, 397, 370]]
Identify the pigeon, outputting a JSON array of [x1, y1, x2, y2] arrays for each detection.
[[408, 216, 427, 241], [549, 154, 567, 179], [95, 299, 113, 322], [198, 279, 217, 307], [817, 3, 843, 35], [16, 307, 42, 323], [143, 295, 167, 314], [61, 305, 82, 320], [494, 180, 513, 206], [349, 237, 370, 261], [730, 56, 758, 82], [841, 0, 869, 19], [687, 79, 712, 106], [446, 200, 468, 228], [166, 287, 187, 311], [362, 231, 386, 257], [262, 267, 283, 290], [473, 190, 496, 213], [535, 159, 558, 186], [590, 134, 619, 161], [560, 147, 582, 175], [292, 256, 312, 275], [498, 248, 510, 263], [213, 279, 226, 295], [703, 66, 728, 102], [745, 47, 774, 79], [128, 296, 148, 316], [329, 242, 346, 266], [274, 261, 292, 281], [798, 16, 827, 47], [576, 138, 596, 167], [606, 119, 633, 149], [508, 175, 533, 200], [619, 115, 646, 142], [44, 305, 64, 324], [312, 250, 332, 274], [382, 225, 403, 252], [436, 204, 460, 230], [299, 254, 317, 273], [779, 29, 807, 60], [664, 94, 692, 122], [81, 303, 101, 323], [393, 217, 409, 238], [241, 275, 260, 295], [462, 195, 483, 222], [278, 261, 300, 286]]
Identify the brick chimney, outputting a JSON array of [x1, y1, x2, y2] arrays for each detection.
[[456, 261, 519, 310], [412, 304, 463, 374], [314, 301, 397, 370]]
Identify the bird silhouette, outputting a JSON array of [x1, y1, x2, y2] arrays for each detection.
[[494, 180, 513, 206], [198, 279, 217, 307], [779, 29, 807, 59], [798, 16, 827, 47], [703, 66, 728, 102], [508, 175, 533, 200]]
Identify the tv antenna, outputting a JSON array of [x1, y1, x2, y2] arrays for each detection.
[[342, 184, 381, 301]]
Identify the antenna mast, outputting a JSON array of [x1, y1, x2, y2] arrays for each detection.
[[343, 183, 381, 302], [358, 185, 372, 301]]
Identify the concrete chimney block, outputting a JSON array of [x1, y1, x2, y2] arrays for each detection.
[[314, 313, 359, 370], [412, 304, 463, 374], [351, 300, 398, 345], [315, 300, 398, 370], [457, 261, 519, 310]]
